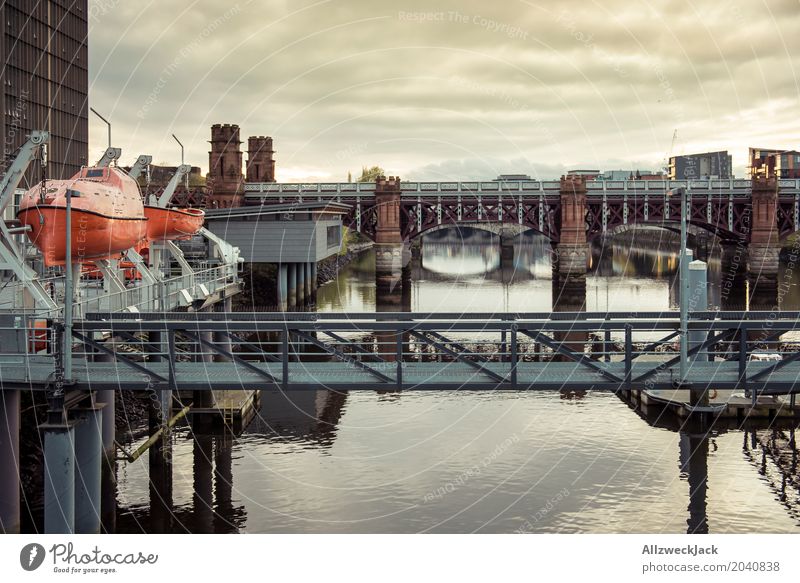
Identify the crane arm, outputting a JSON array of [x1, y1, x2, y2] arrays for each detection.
[[128, 155, 152, 180], [157, 164, 191, 207], [0, 130, 49, 215]]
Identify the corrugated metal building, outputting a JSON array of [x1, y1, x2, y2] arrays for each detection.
[[0, 0, 88, 183]]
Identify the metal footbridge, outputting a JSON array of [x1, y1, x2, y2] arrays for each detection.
[[4, 311, 800, 396]]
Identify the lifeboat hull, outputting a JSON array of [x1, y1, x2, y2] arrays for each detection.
[[17, 206, 148, 267], [144, 206, 204, 241]]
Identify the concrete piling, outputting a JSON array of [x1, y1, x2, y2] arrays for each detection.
[[0, 390, 20, 533], [73, 406, 104, 534], [304, 262, 313, 304], [296, 262, 306, 307], [287, 263, 297, 309], [688, 260, 709, 407], [43, 421, 76, 534], [277, 263, 288, 311]]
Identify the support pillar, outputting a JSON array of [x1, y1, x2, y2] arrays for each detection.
[[192, 433, 214, 533], [73, 406, 103, 534], [304, 262, 313, 304], [277, 263, 288, 311], [0, 390, 20, 533], [310, 262, 318, 304], [213, 436, 233, 533], [748, 176, 780, 308], [287, 263, 297, 310], [93, 344, 116, 459], [42, 421, 76, 534], [196, 307, 215, 409], [688, 260, 709, 407], [148, 322, 174, 518], [374, 176, 408, 298], [555, 175, 588, 278], [681, 431, 709, 534], [296, 261, 306, 307], [148, 397, 173, 533]]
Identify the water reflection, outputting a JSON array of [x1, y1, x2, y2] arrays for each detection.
[[111, 226, 800, 533], [316, 227, 779, 314], [246, 389, 347, 446], [116, 431, 247, 534]]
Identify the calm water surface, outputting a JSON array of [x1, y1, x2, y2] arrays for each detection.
[[115, 229, 800, 533]]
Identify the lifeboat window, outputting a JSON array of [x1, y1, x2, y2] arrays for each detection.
[[85, 169, 105, 178], [66, 189, 81, 198]]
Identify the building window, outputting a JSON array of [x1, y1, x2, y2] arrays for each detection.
[[327, 225, 341, 248]]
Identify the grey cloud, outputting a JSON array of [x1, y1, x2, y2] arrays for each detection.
[[88, 0, 799, 180]]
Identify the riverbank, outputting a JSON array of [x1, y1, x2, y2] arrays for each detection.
[[316, 241, 373, 286]]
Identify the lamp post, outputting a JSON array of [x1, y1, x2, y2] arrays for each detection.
[[64, 188, 73, 382], [673, 187, 690, 383]]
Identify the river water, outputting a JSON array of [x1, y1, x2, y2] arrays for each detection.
[[114, 228, 800, 533]]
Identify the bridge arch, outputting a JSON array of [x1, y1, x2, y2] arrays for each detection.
[[584, 198, 747, 244]]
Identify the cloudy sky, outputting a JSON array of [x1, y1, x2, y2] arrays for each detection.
[[87, 0, 799, 181]]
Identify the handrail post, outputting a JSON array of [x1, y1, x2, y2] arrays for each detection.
[[510, 324, 518, 388], [624, 324, 632, 391], [604, 329, 611, 363]]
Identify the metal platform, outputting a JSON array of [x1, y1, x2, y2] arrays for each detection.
[[3, 311, 800, 397]]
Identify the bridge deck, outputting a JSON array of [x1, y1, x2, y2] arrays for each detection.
[[3, 359, 799, 393]]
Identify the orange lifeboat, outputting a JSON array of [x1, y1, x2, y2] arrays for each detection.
[[17, 166, 148, 267], [143, 205, 204, 241]]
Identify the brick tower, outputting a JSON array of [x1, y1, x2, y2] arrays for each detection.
[[246, 136, 275, 183], [208, 123, 244, 208]]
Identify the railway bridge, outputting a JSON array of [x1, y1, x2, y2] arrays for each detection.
[[242, 175, 798, 286]]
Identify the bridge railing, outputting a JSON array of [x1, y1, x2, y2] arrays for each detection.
[[243, 179, 800, 198], [6, 311, 800, 395]]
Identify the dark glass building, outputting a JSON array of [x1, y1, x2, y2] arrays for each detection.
[[1, 0, 88, 183]]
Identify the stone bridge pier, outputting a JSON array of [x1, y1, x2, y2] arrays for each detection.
[[748, 177, 780, 306], [374, 176, 411, 304], [555, 175, 588, 280]]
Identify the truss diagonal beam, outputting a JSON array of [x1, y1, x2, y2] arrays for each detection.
[[184, 331, 280, 385], [410, 331, 505, 384], [631, 329, 733, 384], [424, 330, 490, 362], [518, 328, 623, 383], [293, 331, 393, 384], [223, 331, 280, 363], [749, 348, 800, 383], [323, 330, 387, 363], [633, 331, 680, 360], [72, 330, 167, 383]]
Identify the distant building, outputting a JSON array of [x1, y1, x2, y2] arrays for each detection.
[[1, 1, 89, 181], [207, 124, 276, 208], [668, 151, 732, 180], [599, 169, 663, 181], [567, 169, 601, 180], [494, 174, 532, 181], [750, 147, 800, 179]]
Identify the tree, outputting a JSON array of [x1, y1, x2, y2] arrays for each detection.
[[358, 165, 385, 183]]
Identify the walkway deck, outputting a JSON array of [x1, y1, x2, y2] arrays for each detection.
[[3, 359, 800, 393]]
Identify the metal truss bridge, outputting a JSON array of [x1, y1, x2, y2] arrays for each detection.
[[4, 311, 800, 397]]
